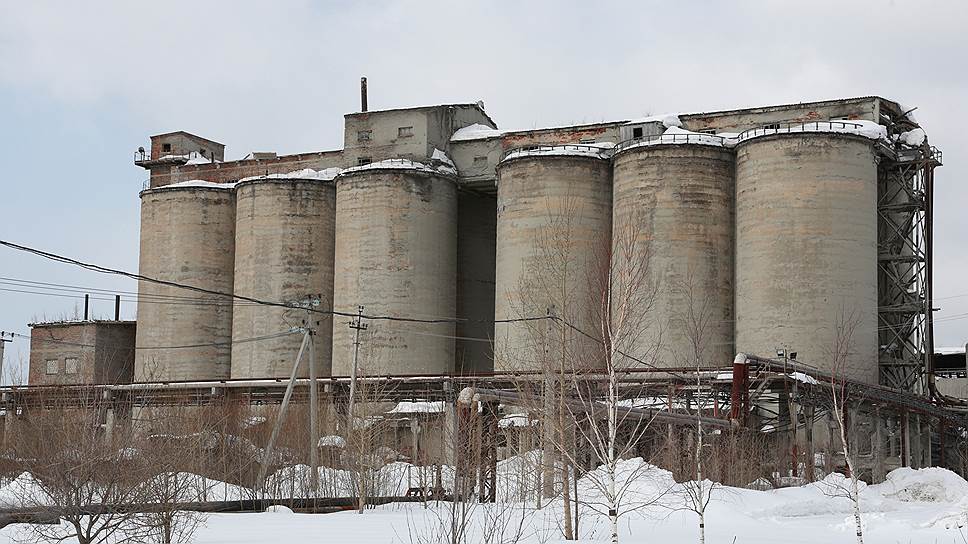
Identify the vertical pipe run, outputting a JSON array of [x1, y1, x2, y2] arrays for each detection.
[[114, 295, 121, 321], [84, 294, 90, 320], [360, 77, 368, 112]]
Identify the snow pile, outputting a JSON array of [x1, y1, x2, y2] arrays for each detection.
[[738, 120, 889, 143], [626, 113, 683, 128], [875, 467, 968, 503], [239, 167, 341, 183], [0, 472, 50, 507], [502, 143, 611, 161], [318, 435, 346, 448], [430, 148, 456, 168], [789, 372, 820, 385], [184, 152, 218, 165], [451, 123, 503, 141], [619, 126, 726, 150], [388, 401, 445, 414], [339, 158, 456, 177], [898, 128, 927, 147], [264, 504, 293, 514]]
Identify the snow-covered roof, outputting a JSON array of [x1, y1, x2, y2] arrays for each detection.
[[388, 401, 445, 414], [501, 143, 613, 162], [238, 167, 342, 184], [148, 179, 237, 191], [736, 120, 889, 144], [451, 123, 504, 142], [339, 158, 457, 177]]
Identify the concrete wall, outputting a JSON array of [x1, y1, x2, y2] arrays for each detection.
[[735, 133, 879, 382], [332, 168, 458, 376], [681, 97, 881, 134], [493, 154, 612, 371], [612, 144, 735, 368], [231, 179, 337, 379], [456, 192, 497, 374], [95, 323, 136, 384], [136, 186, 236, 381]]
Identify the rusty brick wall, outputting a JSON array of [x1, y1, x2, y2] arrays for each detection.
[[149, 151, 344, 188]]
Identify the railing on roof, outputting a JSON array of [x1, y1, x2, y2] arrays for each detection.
[[500, 144, 610, 162], [736, 120, 866, 142], [612, 132, 726, 154]]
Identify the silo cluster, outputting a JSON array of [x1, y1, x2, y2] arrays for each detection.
[[493, 128, 881, 382], [135, 121, 885, 384]]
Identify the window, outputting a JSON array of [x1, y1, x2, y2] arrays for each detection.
[[357, 130, 372, 142], [473, 156, 488, 166], [65, 357, 79, 375], [632, 127, 644, 139], [45, 360, 58, 375], [398, 126, 414, 138], [162, 143, 172, 153], [357, 157, 372, 166]]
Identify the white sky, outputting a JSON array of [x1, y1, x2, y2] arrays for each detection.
[[1, 0, 966, 378]]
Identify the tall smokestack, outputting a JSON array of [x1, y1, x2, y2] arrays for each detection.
[[115, 295, 121, 321], [84, 294, 90, 321], [360, 77, 368, 112]]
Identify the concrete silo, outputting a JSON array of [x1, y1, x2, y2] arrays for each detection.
[[611, 141, 735, 369], [734, 132, 879, 383], [331, 162, 458, 376], [493, 147, 612, 371], [135, 183, 236, 381], [231, 176, 337, 379]]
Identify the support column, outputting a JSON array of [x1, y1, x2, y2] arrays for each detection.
[[873, 408, 887, 483], [901, 411, 911, 467], [921, 417, 932, 468], [804, 404, 816, 482]]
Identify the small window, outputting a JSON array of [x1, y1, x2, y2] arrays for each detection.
[[357, 130, 372, 142], [162, 143, 172, 153], [398, 126, 414, 138], [45, 360, 58, 375], [65, 358, 79, 375], [357, 157, 372, 166], [473, 156, 488, 165], [632, 127, 644, 139]]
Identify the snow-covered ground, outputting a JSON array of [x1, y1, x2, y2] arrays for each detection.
[[1, 459, 967, 543]]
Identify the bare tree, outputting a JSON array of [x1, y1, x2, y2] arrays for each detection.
[[823, 310, 865, 544], [11, 392, 151, 544]]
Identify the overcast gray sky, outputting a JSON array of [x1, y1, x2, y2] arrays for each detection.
[[1, 0, 965, 379]]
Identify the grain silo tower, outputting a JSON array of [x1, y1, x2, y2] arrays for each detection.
[[493, 147, 612, 371], [734, 129, 879, 383], [611, 134, 735, 369], [331, 162, 458, 376], [135, 183, 236, 381], [231, 173, 337, 379]]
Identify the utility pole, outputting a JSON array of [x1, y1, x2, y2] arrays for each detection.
[[0, 332, 12, 386], [347, 305, 367, 426], [256, 295, 321, 492]]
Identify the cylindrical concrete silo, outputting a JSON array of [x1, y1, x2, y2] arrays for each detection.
[[231, 177, 336, 379], [735, 132, 879, 383], [332, 164, 458, 376], [136, 184, 236, 381], [493, 148, 612, 371], [611, 142, 735, 369]]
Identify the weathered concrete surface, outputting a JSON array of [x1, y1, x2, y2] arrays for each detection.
[[28, 321, 136, 385], [493, 155, 612, 371], [136, 187, 236, 381], [332, 169, 458, 376], [456, 192, 496, 374], [231, 179, 336, 379], [612, 144, 735, 368], [735, 134, 878, 383]]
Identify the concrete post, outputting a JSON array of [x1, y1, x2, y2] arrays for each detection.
[[873, 408, 887, 483], [912, 414, 922, 469], [443, 380, 456, 467], [804, 404, 816, 482], [921, 417, 932, 468], [901, 411, 911, 467]]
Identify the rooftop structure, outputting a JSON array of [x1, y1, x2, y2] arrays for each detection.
[[28, 320, 136, 386]]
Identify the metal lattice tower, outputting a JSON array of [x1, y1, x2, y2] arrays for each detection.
[[876, 141, 942, 393]]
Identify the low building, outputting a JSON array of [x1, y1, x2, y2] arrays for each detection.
[[28, 321, 136, 386]]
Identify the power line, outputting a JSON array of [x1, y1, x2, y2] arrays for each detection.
[[10, 329, 299, 351]]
